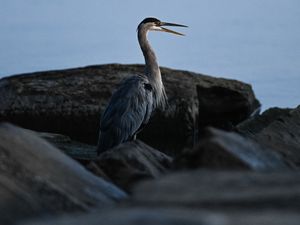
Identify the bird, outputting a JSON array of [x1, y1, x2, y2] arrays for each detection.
[[97, 17, 187, 154]]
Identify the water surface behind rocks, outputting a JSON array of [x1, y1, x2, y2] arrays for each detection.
[[1, 0, 299, 110]]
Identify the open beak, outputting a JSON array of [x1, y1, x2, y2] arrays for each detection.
[[159, 22, 188, 36]]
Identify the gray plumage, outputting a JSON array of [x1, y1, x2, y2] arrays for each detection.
[[97, 17, 187, 154]]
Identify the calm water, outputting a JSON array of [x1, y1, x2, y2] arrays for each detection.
[[1, 0, 299, 110]]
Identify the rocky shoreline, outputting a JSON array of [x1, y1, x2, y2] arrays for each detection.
[[0, 64, 299, 224]]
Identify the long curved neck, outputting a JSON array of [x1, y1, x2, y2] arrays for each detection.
[[138, 28, 161, 82], [137, 28, 167, 109]]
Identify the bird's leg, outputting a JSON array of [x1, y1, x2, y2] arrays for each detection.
[[131, 134, 137, 141], [128, 134, 137, 141]]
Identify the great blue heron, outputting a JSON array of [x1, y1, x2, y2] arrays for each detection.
[[97, 17, 187, 154]]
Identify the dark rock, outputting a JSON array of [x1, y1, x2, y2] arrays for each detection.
[[237, 107, 292, 135], [197, 78, 260, 131], [0, 64, 260, 154], [175, 127, 292, 170], [0, 123, 126, 225], [237, 105, 300, 167], [132, 170, 300, 210], [22, 207, 300, 225], [94, 140, 172, 192]]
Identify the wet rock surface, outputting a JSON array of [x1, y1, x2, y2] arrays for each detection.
[[0, 64, 260, 154], [0, 123, 126, 225]]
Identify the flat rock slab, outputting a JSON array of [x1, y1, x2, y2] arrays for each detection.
[[175, 127, 292, 170], [94, 140, 172, 192], [22, 207, 300, 225], [0, 64, 260, 154], [237, 105, 300, 167], [132, 170, 300, 210], [35, 131, 97, 160], [0, 123, 126, 225]]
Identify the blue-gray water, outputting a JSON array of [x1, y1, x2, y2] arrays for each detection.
[[1, 0, 299, 110]]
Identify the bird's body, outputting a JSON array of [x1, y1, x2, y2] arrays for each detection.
[[97, 74, 154, 151], [97, 17, 186, 154]]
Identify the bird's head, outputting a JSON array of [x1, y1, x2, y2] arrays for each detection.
[[137, 17, 188, 36]]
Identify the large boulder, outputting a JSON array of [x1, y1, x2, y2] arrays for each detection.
[[237, 105, 300, 167], [93, 140, 172, 192], [197, 76, 260, 131], [0, 64, 259, 154], [0, 123, 126, 225], [175, 127, 292, 170]]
